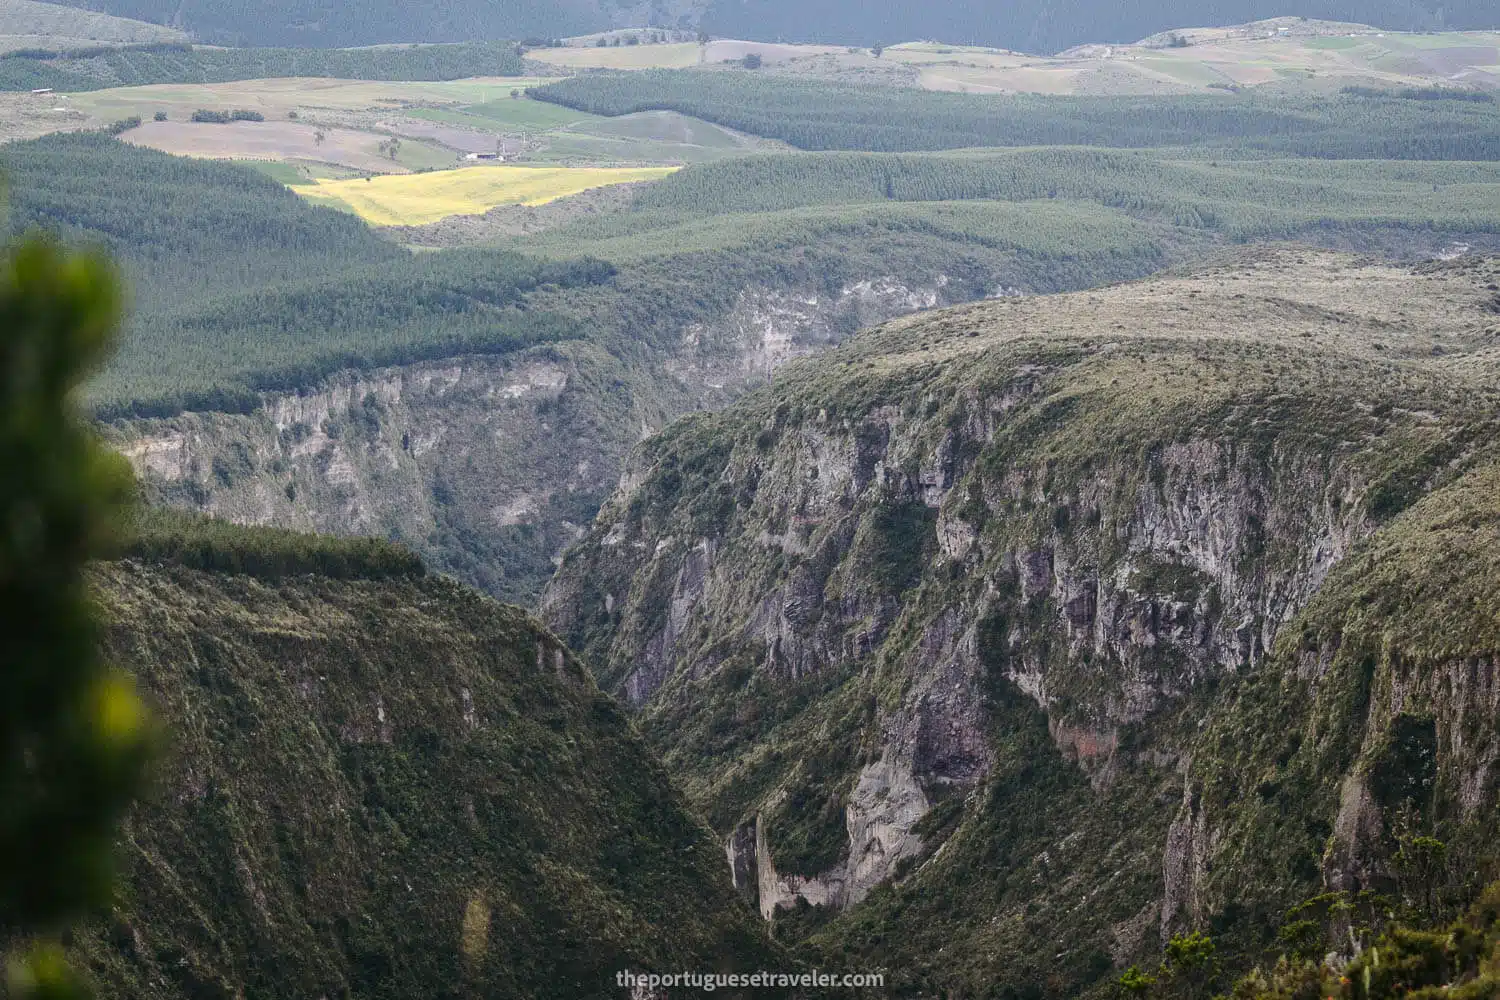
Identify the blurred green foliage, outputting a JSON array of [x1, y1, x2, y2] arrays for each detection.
[[0, 237, 154, 996]]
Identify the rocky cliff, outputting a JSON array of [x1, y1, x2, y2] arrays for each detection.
[[74, 552, 779, 999], [543, 248, 1500, 995], [104, 268, 985, 607]]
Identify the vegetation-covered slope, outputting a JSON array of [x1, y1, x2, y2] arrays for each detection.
[[36, 119, 1498, 603], [40, 0, 608, 47], [0, 39, 522, 91], [76, 545, 779, 998], [543, 249, 1500, 996], [532, 75, 1500, 157], [0, 0, 185, 48], [497, 148, 1500, 261]]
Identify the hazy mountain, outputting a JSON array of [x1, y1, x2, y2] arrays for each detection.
[[41, 0, 1500, 51], [699, 0, 1496, 52]]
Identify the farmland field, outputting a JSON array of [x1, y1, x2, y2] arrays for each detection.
[[122, 120, 457, 173], [66, 76, 560, 123], [406, 96, 597, 132], [530, 39, 849, 71], [524, 25, 1500, 96], [297, 163, 680, 224]]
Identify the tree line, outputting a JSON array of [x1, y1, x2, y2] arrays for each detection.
[[0, 39, 525, 92], [124, 506, 426, 581], [532, 72, 1500, 159]]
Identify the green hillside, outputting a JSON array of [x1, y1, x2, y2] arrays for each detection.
[[1, 132, 400, 310], [74, 528, 781, 998], [0, 38, 523, 91], [40, 0, 602, 47], [502, 149, 1500, 261], [532, 74, 1500, 158]]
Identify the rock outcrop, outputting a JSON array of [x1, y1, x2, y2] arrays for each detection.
[[108, 271, 970, 605], [544, 249, 1500, 995]]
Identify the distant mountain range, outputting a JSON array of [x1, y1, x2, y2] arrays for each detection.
[[700, 0, 1497, 52], [42, 0, 1499, 57]]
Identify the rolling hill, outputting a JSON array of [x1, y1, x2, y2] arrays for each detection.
[[35, 0, 1500, 53], [0, 0, 184, 50]]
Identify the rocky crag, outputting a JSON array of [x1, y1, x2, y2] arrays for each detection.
[[543, 248, 1500, 995], [107, 242, 1124, 605]]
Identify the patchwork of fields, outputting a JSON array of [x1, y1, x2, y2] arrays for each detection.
[[526, 21, 1500, 95], [297, 163, 679, 224], [123, 119, 457, 173]]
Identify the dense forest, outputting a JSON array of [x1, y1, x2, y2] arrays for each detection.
[[0, 134, 608, 415], [41, 0, 607, 47], [623, 150, 1500, 235], [503, 148, 1500, 266], [533, 74, 1500, 158], [9, 133, 1500, 418], [40, 0, 1500, 51], [0, 39, 523, 91], [0, 132, 400, 308], [125, 507, 426, 580]]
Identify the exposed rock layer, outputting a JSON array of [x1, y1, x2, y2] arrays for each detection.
[[545, 249, 1500, 995]]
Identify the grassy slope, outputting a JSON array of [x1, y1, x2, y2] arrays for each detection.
[[0, 0, 186, 47], [77, 548, 781, 998], [543, 250, 1500, 997]]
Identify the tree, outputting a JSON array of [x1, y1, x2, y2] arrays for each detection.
[[1117, 965, 1156, 998], [871, 42, 884, 57], [152, 111, 166, 122], [741, 52, 762, 69], [1393, 835, 1449, 922], [1163, 931, 1218, 998], [0, 236, 154, 998]]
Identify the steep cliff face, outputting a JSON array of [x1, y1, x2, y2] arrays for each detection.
[[543, 249, 1500, 995], [75, 557, 779, 999], [106, 271, 972, 606]]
